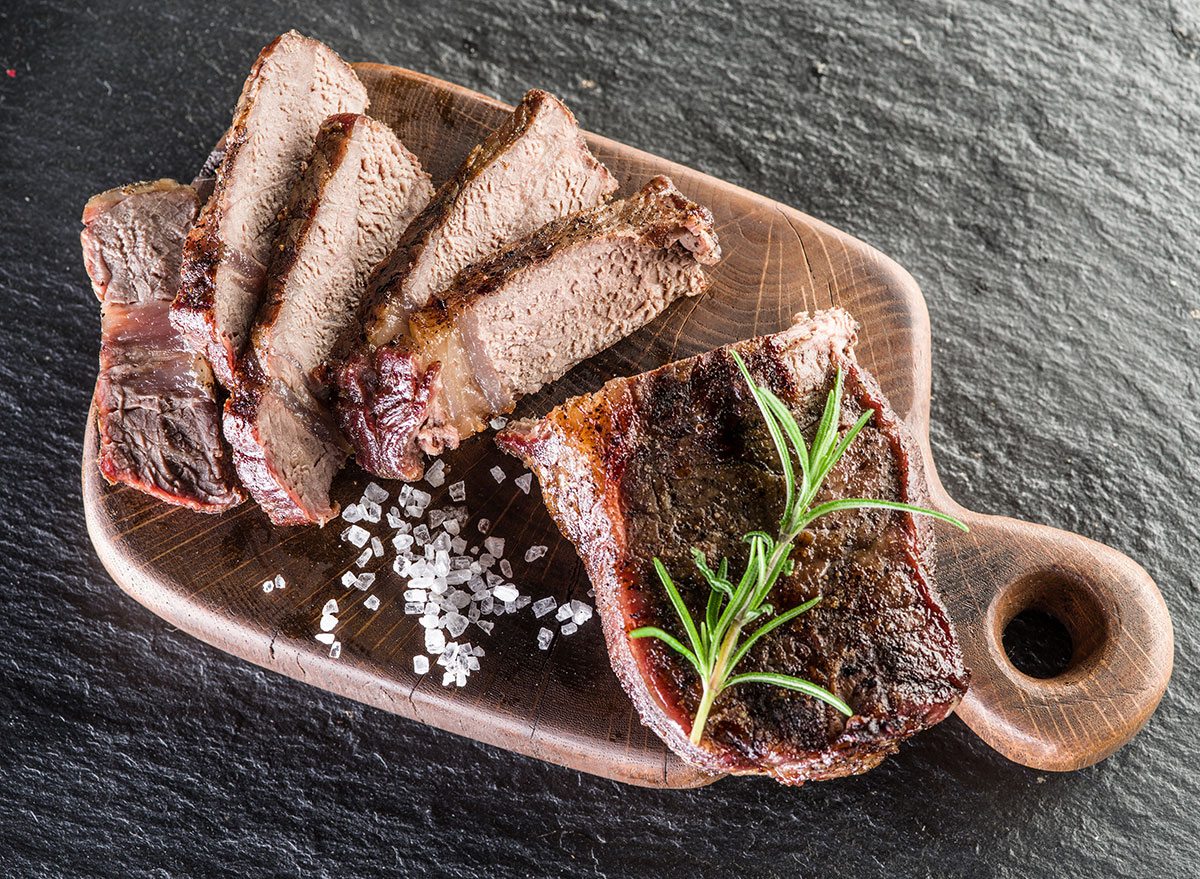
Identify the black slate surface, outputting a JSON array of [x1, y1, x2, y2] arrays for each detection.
[[1, 1, 1196, 876]]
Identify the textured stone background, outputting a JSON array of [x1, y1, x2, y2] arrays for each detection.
[[1, 1, 1196, 876]]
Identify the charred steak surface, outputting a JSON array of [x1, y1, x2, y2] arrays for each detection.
[[172, 30, 368, 387], [225, 114, 433, 526], [82, 180, 242, 513], [497, 309, 967, 784], [337, 175, 720, 481]]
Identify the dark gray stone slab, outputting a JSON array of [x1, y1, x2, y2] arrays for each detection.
[[0, 1, 1195, 876]]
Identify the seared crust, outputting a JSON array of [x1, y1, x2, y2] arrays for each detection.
[[83, 179, 243, 513], [496, 310, 967, 784]]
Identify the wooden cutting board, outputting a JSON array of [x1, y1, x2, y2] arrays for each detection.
[[81, 63, 1173, 788]]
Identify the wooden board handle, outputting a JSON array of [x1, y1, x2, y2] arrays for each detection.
[[934, 509, 1173, 771]]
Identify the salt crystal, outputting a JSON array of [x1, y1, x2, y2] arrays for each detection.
[[515, 473, 533, 495], [470, 546, 480, 555], [356, 549, 373, 568], [479, 596, 494, 615], [432, 533, 452, 552], [428, 509, 446, 529], [504, 600, 518, 613], [398, 485, 414, 502], [500, 559, 513, 578], [341, 572, 358, 589], [329, 641, 342, 659], [490, 466, 506, 483], [445, 613, 470, 638], [413, 524, 431, 544], [322, 598, 338, 615], [393, 534, 414, 553], [555, 604, 574, 622], [474, 619, 493, 635], [516, 595, 531, 609], [371, 536, 384, 558], [456, 669, 468, 687], [449, 589, 471, 609], [425, 629, 446, 654], [356, 573, 375, 590], [404, 602, 423, 614], [532, 597, 556, 618], [320, 614, 337, 632], [587, 587, 595, 598], [411, 489, 432, 507], [315, 632, 336, 645], [403, 589, 427, 603], [364, 482, 389, 503], [425, 459, 446, 488], [525, 545, 547, 563], [443, 519, 460, 536], [262, 580, 275, 593], [493, 583, 519, 603], [413, 655, 430, 674], [361, 500, 382, 523], [386, 507, 404, 529], [537, 627, 553, 649], [479, 553, 496, 570], [477, 518, 490, 534], [342, 503, 363, 523], [449, 481, 466, 502], [274, 574, 286, 590], [364, 595, 380, 611], [561, 621, 578, 636], [405, 505, 423, 518], [484, 536, 505, 557], [572, 602, 593, 625]]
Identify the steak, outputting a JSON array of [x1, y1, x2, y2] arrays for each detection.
[[336, 175, 721, 480], [224, 114, 433, 526], [82, 180, 243, 513], [172, 31, 368, 387], [496, 309, 968, 784], [358, 88, 618, 349]]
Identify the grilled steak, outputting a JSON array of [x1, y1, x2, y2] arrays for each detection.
[[496, 309, 968, 784], [359, 88, 618, 349], [82, 180, 242, 513], [225, 114, 433, 526], [172, 31, 368, 387], [336, 175, 721, 480]]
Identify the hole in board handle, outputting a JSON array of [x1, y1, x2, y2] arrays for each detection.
[[992, 569, 1111, 683]]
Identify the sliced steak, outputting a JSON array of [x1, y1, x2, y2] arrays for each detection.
[[336, 175, 720, 480], [225, 114, 433, 526], [359, 88, 618, 349], [82, 180, 242, 513], [496, 309, 968, 784], [173, 31, 368, 387]]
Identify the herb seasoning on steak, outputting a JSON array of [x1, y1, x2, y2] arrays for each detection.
[[496, 309, 968, 784]]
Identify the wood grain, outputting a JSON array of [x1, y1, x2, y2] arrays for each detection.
[[81, 63, 1172, 787]]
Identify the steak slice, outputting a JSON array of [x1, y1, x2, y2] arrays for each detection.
[[358, 88, 618, 349], [172, 31, 368, 387], [496, 309, 968, 784], [224, 114, 433, 526], [336, 175, 721, 480], [82, 180, 242, 513]]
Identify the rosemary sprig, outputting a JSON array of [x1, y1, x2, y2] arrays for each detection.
[[631, 351, 968, 745]]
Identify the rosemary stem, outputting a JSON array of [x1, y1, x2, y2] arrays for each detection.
[[690, 620, 745, 744]]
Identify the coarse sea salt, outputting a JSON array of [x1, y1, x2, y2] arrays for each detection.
[[315, 632, 336, 645], [499, 559, 513, 578], [364, 594, 380, 611], [493, 583, 519, 603], [489, 415, 508, 430], [361, 500, 382, 523], [323, 599, 339, 615], [572, 602, 593, 625], [262, 580, 275, 593], [371, 536, 384, 557], [341, 503, 362, 523], [329, 641, 342, 659], [532, 597, 556, 618], [363, 482, 389, 503], [477, 518, 490, 534], [449, 481, 466, 502], [555, 604, 574, 622], [425, 459, 446, 488], [320, 614, 337, 632], [413, 655, 430, 674], [514, 473, 533, 495], [537, 627, 553, 650], [490, 466, 506, 483], [343, 525, 370, 547], [355, 548, 372, 568], [524, 545, 547, 563], [560, 621, 578, 636], [484, 536, 505, 558]]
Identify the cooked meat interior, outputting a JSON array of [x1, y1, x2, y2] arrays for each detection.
[[336, 175, 721, 480], [359, 88, 618, 348], [496, 309, 968, 784], [225, 114, 433, 526], [172, 30, 368, 386], [82, 180, 243, 513]]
